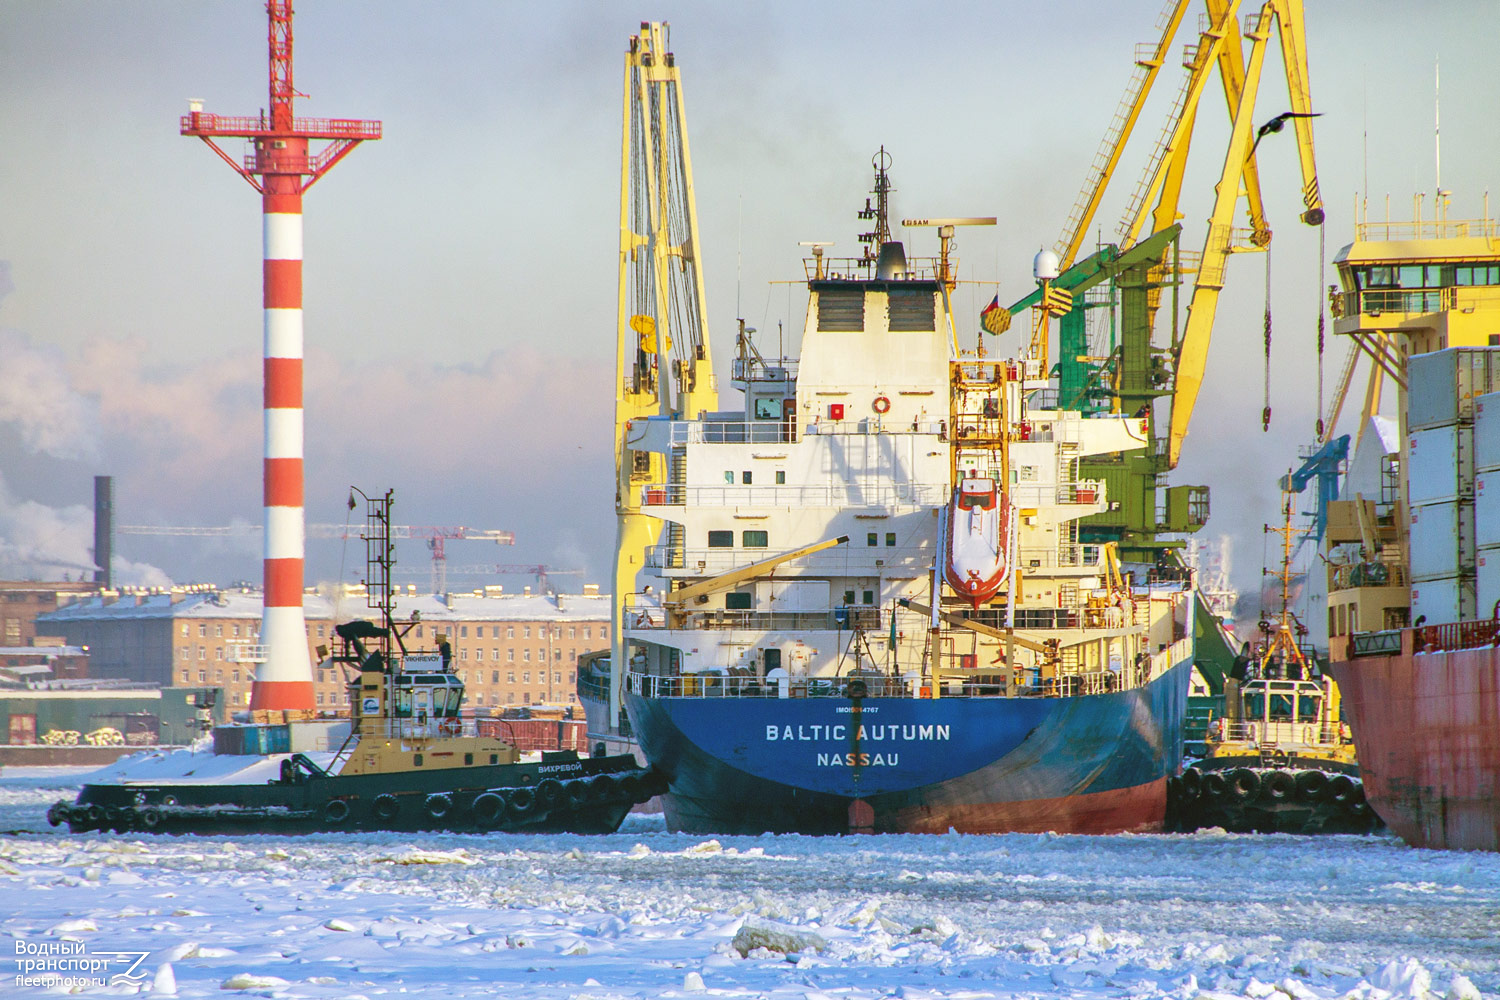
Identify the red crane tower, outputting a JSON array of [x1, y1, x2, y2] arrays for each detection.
[[181, 2, 380, 714]]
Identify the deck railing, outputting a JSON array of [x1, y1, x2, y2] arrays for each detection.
[[641, 482, 946, 508]]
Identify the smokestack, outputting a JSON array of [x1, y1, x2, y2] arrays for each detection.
[[93, 475, 113, 589]]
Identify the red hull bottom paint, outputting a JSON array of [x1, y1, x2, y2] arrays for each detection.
[[887, 777, 1168, 835], [248, 680, 317, 713], [1328, 637, 1500, 852]]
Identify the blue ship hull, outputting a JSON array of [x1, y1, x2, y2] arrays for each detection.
[[624, 660, 1190, 834]]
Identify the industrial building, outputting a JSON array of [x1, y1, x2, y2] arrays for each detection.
[[37, 586, 610, 714]]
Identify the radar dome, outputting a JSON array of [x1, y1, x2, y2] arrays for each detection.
[[1033, 249, 1061, 281]]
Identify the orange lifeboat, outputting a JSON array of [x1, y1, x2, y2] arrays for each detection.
[[943, 477, 1012, 609]]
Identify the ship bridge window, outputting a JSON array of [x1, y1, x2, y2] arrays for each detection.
[[888, 287, 935, 331], [817, 288, 865, 331], [1456, 264, 1500, 285], [708, 530, 734, 548], [753, 397, 782, 419]]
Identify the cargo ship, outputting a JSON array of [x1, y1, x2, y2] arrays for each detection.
[[49, 490, 662, 836], [594, 100, 1199, 831], [1322, 204, 1500, 852]]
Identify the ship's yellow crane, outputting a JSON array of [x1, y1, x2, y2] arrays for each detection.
[[611, 21, 719, 722]]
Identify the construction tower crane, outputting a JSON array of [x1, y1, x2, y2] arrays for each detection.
[[611, 21, 718, 725]]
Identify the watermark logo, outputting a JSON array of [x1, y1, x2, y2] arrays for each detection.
[[13, 940, 150, 990]]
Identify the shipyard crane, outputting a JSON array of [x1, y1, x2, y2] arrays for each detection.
[[611, 21, 718, 724], [1031, 0, 1323, 469]]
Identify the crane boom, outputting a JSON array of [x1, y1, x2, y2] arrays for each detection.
[[1054, 0, 1193, 269], [1166, 0, 1323, 468], [612, 22, 718, 725]]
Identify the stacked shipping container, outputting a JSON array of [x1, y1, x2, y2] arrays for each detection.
[[1406, 349, 1500, 624], [1477, 390, 1500, 616]]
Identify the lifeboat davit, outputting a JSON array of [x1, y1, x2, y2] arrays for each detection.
[[943, 477, 1011, 609]]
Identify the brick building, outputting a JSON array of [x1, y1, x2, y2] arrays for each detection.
[[0, 581, 102, 647], [39, 587, 610, 714]]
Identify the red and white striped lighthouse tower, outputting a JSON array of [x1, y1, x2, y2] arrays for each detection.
[[182, 2, 380, 712]]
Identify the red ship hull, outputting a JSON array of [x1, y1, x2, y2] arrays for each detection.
[[1328, 628, 1500, 852]]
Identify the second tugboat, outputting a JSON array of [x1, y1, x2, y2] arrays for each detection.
[[1172, 482, 1375, 834], [50, 490, 663, 836]]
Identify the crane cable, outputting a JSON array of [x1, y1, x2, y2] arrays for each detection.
[[1315, 222, 1327, 440], [1262, 249, 1273, 432]]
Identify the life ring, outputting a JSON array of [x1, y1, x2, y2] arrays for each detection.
[[425, 793, 453, 820], [372, 793, 400, 821], [322, 799, 350, 825], [440, 717, 462, 736], [872, 395, 891, 414], [471, 792, 505, 826]]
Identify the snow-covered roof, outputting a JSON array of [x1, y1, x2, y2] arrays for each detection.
[[0, 646, 87, 657], [38, 590, 611, 625]]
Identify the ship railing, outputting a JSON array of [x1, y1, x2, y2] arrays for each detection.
[[1414, 618, 1500, 653], [341, 717, 586, 752], [648, 545, 931, 574], [1015, 544, 1103, 570], [640, 482, 948, 508], [1344, 286, 1456, 316], [1330, 562, 1406, 590], [1354, 218, 1500, 241], [663, 418, 945, 445], [628, 670, 912, 699], [1220, 719, 1341, 747], [633, 608, 884, 632], [731, 357, 799, 382], [802, 256, 943, 281]]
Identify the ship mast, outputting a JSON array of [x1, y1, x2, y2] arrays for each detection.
[[1259, 476, 1312, 677]]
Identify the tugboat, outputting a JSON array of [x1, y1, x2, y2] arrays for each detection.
[[1172, 483, 1375, 834], [48, 489, 663, 836]]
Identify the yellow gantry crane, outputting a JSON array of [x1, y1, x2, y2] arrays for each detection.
[[1049, 0, 1322, 468], [610, 21, 719, 722]]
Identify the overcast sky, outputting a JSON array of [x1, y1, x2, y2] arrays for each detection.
[[2, 2, 1496, 602]]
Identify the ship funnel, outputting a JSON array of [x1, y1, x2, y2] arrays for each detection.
[[875, 241, 907, 280]]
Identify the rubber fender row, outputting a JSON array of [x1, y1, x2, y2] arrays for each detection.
[[1176, 767, 1370, 815]]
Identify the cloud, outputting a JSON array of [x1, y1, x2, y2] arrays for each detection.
[[0, 328, 99, 461], [0, 327, 617, 590]]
